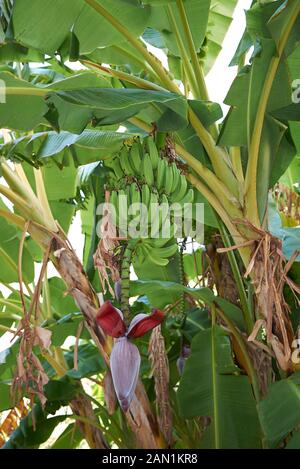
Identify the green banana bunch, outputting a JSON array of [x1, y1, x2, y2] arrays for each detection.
[[106, 137, 194, 244], [107, 138, 192, 207]]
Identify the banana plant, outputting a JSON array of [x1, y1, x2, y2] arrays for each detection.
[[0, 0, 300, 449]]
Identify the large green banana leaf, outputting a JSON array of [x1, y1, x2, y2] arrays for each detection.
[[177, 325, 262, 448]]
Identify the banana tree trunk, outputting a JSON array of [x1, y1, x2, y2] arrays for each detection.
[[70, 390, 108, 449], [223, 222, 296, 373]]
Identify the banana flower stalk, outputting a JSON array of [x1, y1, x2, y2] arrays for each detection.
[[96, 301, 164, 411]]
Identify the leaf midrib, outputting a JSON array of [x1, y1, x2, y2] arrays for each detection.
[[211, 325, 220, 449]]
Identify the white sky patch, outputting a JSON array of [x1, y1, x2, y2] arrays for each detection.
[[206, 0, 252, 115]]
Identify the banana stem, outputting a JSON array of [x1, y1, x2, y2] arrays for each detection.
[[175, 0, 208, 100], [178, 242, 186, 318], [186, 174, 237, 236], [120, 241, 135, 325], [215, 305, 261, 403], [84, 0, 179, 93], [0, 162, 47, 227], [217, 220, 254, 334], [2, 87, 48, 97], [42, 271, 52, 320], [188, 109, 238, 197], [0, 208, 25, 230], [175, 0, 218, 138], [230, 147, 244, 183], [187, 173, 251, 267], [107, 44, 156, 79], [83, 0, 231, 177], [42, 350, 67, 377], [34, 168, 57, 232], [244, 2, 300, 225], [0, 298, 24, 315], [0, 324, 17, 333], [166, 4, 199, 98], [82, 60, 167, 92]]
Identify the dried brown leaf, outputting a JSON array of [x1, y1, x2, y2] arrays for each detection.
[[148, 326, 173, 446]]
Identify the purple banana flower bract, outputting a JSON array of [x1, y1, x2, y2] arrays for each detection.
[[96, 301, 165, 412], [110, 337, 141, 412]]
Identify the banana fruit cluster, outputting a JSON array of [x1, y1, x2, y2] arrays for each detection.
[[105, 136, 194, 266], [106, 136, 193, 205]]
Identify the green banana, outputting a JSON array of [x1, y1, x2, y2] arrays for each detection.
[[164, 161, 174, 195], [158, 194, 170, 236], [124, 187, 131, 221], [171, 163, 180, 194], [149, 237, 171, 248], [128, 183, 141, 226], [120, 147, 135, 176], [150, 191, 159, 206], [109, 158, 124, 180], [135, 244, 146, 264], [160, 193, 169, 207], [151, 224, 176, 247], [149, 192, 159, 236], [170, 174, 188, 203], [117, 189, 128, 231], [107, 172, 117, 188], [178, 187, 194, 205], [142, 243, 169, 266], [110, 190, 119, 225], [140, 184, 150, 230], [143, 153, 154, 186], [141, 184, 151, 209], [156, 158, 166, 191], [151, 243, 178, 259], [130, 183, 141, 206], [146, 136, 160, 170], [151, 194, 169, 238], [171, 188, 194, 218], [130, 142, 142, 174]]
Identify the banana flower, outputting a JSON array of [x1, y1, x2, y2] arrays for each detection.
[[96, 301, 164, 411]]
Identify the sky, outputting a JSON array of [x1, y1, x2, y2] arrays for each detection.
[[206, 0, 252, 106]]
